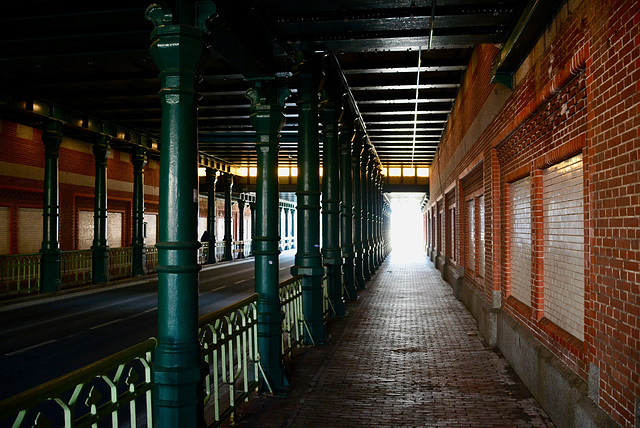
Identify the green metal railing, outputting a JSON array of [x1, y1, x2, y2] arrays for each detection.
[[0, 338, 156, 427], [198, 293, 263, 427], [279, 275, 306, 357], [60, 249, 92, 289], [0, 253, 41, 296], [109, 247, 133, 280], [144, 246, 158, 273]]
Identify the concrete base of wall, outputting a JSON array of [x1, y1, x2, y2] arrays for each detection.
[[435, 263, 618, 428]]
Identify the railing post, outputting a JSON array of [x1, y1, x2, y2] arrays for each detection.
[[223, 173, 233, 262], [132, 147, 147, 277], [40, 119, 63, 293], [246, 79, 291, 392], [319, 88, 345, 317], [146, 3, 215, 426], [237, 199, 245, 259], [92, 134, 110, 284], [339, 112, 358, 301], [206, 168, 218, 264], [291, 52, 326, 345]]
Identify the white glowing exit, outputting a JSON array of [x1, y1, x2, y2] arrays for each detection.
[[389, 193, 425, 257]]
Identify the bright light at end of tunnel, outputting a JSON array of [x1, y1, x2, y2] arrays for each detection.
[[390, 197, 424, 258]]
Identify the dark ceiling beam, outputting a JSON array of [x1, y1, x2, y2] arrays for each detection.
[[344, 64, 466, 74], [491, 0, 565, 88], [351, 83, 460, 90]]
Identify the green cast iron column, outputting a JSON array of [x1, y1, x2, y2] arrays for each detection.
[[223, 173, 233, 261], [352, 131, 365, 289], [376, 173, 383, 265], [237, 199, 245, 258], [291, 52, 326, 344], [249, 202, 255, 256], [131, 147, 147, 277], [371, 167, 380, 270], [282, 207, 289, 250], [361, 146, 371, 281], [206, 168, 218, 264], [146, 3, 214, 425], [92, 135, 110, 284], [339, 113, 357, 301], [40, 120, 63, 293], [320, 91, 345, 317], [246, 80, 291, 392], [367, 154, 377, 275]]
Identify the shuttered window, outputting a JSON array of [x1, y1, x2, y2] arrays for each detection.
[[107, 212, 123, 248], [478, 195, 485, 278], [543, 154, 585, 341], [467, 200, 475, 272], [0, 207, 10, 255], [17, 208, 43, 254], [144, 213, 157, 246], [510, 176, 531, 305]]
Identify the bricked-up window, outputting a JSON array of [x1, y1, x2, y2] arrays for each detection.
[[543, 154, 585, 341], [510, 176, 531, 305], [0, 206, 9, 255], [78, 210, 124, 249], [17, 208, 43, 254], [448, 206, 456, 262], [467, 199, 475, 272], [478, 195, 485, 278], [143, 213, 157, 246], [439, 208, 445, 256]]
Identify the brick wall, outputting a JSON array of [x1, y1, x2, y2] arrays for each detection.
[[427, 0, 640, 425], [0, 119, 161, 253]]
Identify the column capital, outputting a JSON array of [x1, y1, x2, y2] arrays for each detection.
[[132, 147, 148, 171]]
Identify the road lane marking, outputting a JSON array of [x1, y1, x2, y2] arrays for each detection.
[[6, 339, 58, 356], [90, 319, 124, 330]]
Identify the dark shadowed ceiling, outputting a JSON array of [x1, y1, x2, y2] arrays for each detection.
[[0, 0, 527, 170]]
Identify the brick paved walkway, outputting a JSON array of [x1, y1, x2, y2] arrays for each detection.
[[224, 252, 555, 427]]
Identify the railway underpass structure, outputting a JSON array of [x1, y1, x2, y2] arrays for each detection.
[[0, 1, 639, 427]]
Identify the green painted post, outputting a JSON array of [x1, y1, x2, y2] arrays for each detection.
[[249, 202, 255, 256], [246, 80, 291, 392], [146, 3, 215, 425], [352, 131, 365, 289], [40, 120, 63, 293], [223, 173, 233, 261], [237, 199, 245, 258], [291, 52, 326, 345], [361, 146, 371, 281], [376, 173, 383, 266], [370, 167, 379, 270], [92, 135, 110, 284], [339, 113, 357, 301], [132, 147, 147, 277], [206, 168, 218, 264], [320, 90, 345, 317]]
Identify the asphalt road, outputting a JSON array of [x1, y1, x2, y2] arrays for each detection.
[[0, 250, 296, 401]]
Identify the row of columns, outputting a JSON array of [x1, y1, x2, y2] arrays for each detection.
[[40, 119, 150, 292], [145, 5, 389, 424]]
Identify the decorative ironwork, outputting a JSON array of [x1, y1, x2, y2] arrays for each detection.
[[109, 247, 133, 280], [0, 338, 156, 427], [279, 275, 306, 356], [198, 293, 263, 427], [60, 250, 92, 288], [144, 246, 158, 272], [0, 253, 41, 296]]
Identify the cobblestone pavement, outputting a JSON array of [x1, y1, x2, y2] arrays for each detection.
[[223, 252, 555, 427]]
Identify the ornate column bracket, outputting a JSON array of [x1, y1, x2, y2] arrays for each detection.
[[290, 51, 326, 344], [146, 3, 215, 425], [92, 134, 111, 284], [246, 79, 291, 392], [320, 89, 345, 317], [40, 120, 63, 293]]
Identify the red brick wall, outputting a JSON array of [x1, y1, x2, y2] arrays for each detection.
[[428, 0, 640, 425], [0, 119, 161, 253]]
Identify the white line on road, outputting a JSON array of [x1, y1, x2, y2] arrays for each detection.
[[89, 319, 124, 330], [6, 339, 58, 357]]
